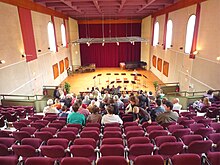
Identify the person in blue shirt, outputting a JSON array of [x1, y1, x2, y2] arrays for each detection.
[[67, 102, 85, 125]]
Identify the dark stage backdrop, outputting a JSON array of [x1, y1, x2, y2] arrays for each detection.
[[78, 23, 141, 67]]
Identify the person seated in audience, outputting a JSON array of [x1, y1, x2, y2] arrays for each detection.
[[103, 90, 110, 99], [113, 95, 124, 110], [213, 91, 220, 101], [78, 103, 90, 119], [193, 97, 211, 110], [155, 85, 164, 98], [150, 99, 165, 122], [109, 98, 119, 115], [162, 97, 168, 105], [120, 91, 129, 103], [67, 103, 85, 125], [101, 105, 123, 124], [125, 96, 139, 114], [53, 86, 60, 99], [138, 90, 150, 110], [203, 89, 214, 100], [148, 91, 155, 102], [87, 105, 102, 123], [52, 98, 62, 111], [43, 99, 59, 114], [133, 107, 152, 124], [60, 94, 72, 108], [82, 95, 91, 105], [101, 87, 105, 95], [172, 98, 182, 111], [156, 101, 179, 125], [59, 105, 69, 117]]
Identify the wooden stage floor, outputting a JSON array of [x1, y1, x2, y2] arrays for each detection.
[[62, 68, 163, 94]]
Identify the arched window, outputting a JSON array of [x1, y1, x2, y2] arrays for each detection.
[[153, 22, 159, 46], [185, 15, 196, 54], [166, 20, 173, 49], [47, 22, 56, 52], [61, 24, 66, 47]]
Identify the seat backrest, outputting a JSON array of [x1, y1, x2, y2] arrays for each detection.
[[100, 144, 124, 157], [171, 154, 201, 165], [103, 131, 122, 139], [168, 125, 184, 133], [207, 152, 220, 165], [47, 138, 69, 149], [25, 157, 54, 165], [0, 156, 18, 165], [74, 138, 96, 149], [21, 138, 42, 149], [187, 140, 212, 154], [102, 138, 123, 146], [57, 131, 76, 142], [134, 155, 164, 165], [97, 156, 127, 165], [208, 133, 220, 144], [40, 127, 58, 135], [80, 131, 99, 141], [0, 137, 16, 147], [61, 157, 91, 165], [129, 143, 154, 161], [40, 145, 66, 158], [12, 144, 37, 158], [181, 135, 203, 146], [127, 137, 150, 148], [155, 136, 176, 147]]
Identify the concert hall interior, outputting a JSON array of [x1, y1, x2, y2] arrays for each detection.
[[0, 0, 220, 165]]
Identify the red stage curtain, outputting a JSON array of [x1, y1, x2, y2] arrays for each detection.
[[190, 3, 201, 59], [18, 7, 37, 62], [78, 23, 141, 67]]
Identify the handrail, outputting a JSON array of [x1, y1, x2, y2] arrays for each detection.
[[159, 82, 179, 86], [43, 85, 58, 88], [166, 91, 207, 97], [0, 94, 44, 100]]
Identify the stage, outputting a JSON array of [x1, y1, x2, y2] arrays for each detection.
[[62, 68, 163, 94]]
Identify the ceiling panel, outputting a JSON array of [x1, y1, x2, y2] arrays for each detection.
[[33, 0, 180, 20]]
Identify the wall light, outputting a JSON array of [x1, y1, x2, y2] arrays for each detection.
[[0, 60, 6, 64], [102, 42, 105, 46], [217, 56, 220, 61], [22, 54, 26, 58], [193, 50, 199, 55], [117, 42, 119, 46]]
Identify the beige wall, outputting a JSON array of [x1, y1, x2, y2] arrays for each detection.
[[146, 0, 220, 92], [68, 18, 81, 67], [141, 16, 152, 70], [0, 2, 71, 95]]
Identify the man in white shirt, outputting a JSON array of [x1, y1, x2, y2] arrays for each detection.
[[172, 98, 182, 111], [101, 105, 123, 124]]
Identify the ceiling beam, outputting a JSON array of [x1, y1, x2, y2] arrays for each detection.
[[92, 0, 102, 14], [118, 0, 126, 13], [60, 0, 83, 14], [152, 0, 207, 17], [137, 0, 156, 13]]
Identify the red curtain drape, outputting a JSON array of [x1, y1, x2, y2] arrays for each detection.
[[51, 16, 58, 52], [18, 7, 37, 62], [79, 23, 141, 67], [190, 3, 201, 59], [163, 13, 169, 50]]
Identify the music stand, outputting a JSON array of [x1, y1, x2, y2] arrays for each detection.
[[93, 76, 96, 87], [130, 73, 135, 76], [143, 75, 148, 88], [110, 81, 115, 85], [131, 81, 136, 90], [121, 73, 126, 75], [137, 73, 142, 76], [106, 73, 111, 75], [123, 80, 129, 88], [114, 73, 119, 75], [97, 74, 102, 85]]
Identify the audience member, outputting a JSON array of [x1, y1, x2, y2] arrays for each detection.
[[150, 99, 165, 121], [172, 98, 182, 111], [101, 105, 123, 124], [43, 99, 59, 114], [82, 95, 91, 105], [59, 105, 69, 117], [87, 105, 102, 123], [133, 107, 152, 124], [67, 103, 85, 125], [113, 95, 124, 110], [78, 103, 90, 119], [156, 101, 179, 124], [53, 86, 60, 99], [125, 96, 139, 114]]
